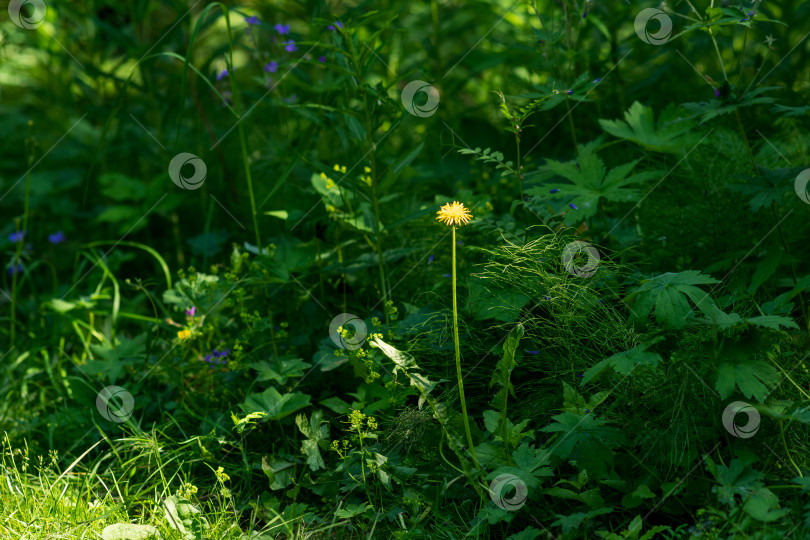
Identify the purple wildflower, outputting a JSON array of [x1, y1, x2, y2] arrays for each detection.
[[443, 273, 451, 277], [216, 69, 229, 81], [275, 23, 290, 35], [327, 21, 343, 31], [185, 306, 196, 317], [265, 61, 278, 73], [593, 78, 602, 83], [428, 255, 434, 264], [549, 188, 559, 194], [48, 231, 65, 244], [9, 231, 25, 243], [569, 203, 578, 210], [566, 89, 573, 95], [284, 40, 297, 52], [244, 15, 260, 26], [284, 94, 298, 104], [318, 55, 326, 62], [585, 409, 590, 413], [713, 87, 721, 98], [577, 373, 583, 378], [524, 350, 539, 354]]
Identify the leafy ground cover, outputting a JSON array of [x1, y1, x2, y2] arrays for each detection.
[[1, 0, 810, 538]]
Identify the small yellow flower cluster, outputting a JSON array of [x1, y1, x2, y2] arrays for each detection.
[[215, 466, 230, 483], [360, 166, 372, 186], [177, 329, 191, 340], [178, 482, 198, 498], [330, 438, 351, 458]]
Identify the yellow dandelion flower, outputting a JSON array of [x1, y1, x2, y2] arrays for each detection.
[[177, 329, 191, 340], [436, 201, 473, 227]]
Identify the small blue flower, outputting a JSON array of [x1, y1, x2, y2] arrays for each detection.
[[327, 21, 343, 31], [284, 40, 297, 52], [443, 273, 451, 277], [585, 408, 590, 413], [275, 23, 290, 35], [244, 15, 260, 26], [713, 87, 721, 98], [593, 77, 602, 83], [566, 89, 573, 95], [549, 188, 559, 194], [48, 231, 65, 244], [216, 69, 229, 81], [428, 255, 434, 265], [524, 350, 539, 354], [9, 230, 25, 243], [284, 94, 298, 104], [577, 373, 583, 378], [318, 55, 326, 63], [569, 203, 578, 210], [265, 61, 278, 73], [7, 262, 23, 276]]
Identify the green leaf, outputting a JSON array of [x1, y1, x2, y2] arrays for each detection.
[[715, 359, 781, 401], [295, 411, 329, 471], [261, 456, 295, 490], [101, 524, 161, 540], [581, 341, 662, 384], [487, 442, 553, 490], [599, 102, 700, 153], [163, 496, 207, 540], [250, 356, 311, 385], [627, 271, 725, 330], [540, 412, 624, 479], [743, 488, 788, 522], [240, 387, 311, 421], [746, 315, 798, 330], [334, 502, 373, 519], [529, 138, 661, 225]]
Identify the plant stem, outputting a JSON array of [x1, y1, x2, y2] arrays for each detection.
[[451, 226, 481, 473]]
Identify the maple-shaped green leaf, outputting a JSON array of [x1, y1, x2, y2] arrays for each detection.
[[708, 457, 763, 508], [746, 315, 798, 331], [598, 102, 700, 153], [715, 359, 781, 401], [682, 86, 780, 123], [240, 387, 310, 421], [80, 334, 147, 384], [726, 166, 798, 212], [743, 487, 789, 522], [250, 356, 311, 385], [529, 139, 661, 225], [626, 270, 726, 330], [581, 341, 663, 385], [486, 443, 553, 490], [295, 410, 330, 471], [540, 412, 624, 479], [551, 507, 613, 535]]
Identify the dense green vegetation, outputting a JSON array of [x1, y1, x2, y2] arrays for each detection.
[[2, 0, 810, 538]]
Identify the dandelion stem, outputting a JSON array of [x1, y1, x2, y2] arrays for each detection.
[[451, 226, 481, 473]]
